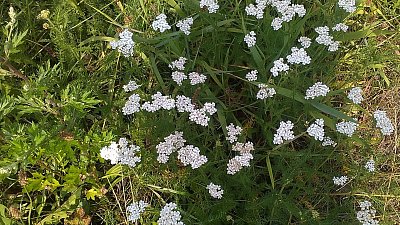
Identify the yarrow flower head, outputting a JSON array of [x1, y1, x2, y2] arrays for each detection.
[[273, 121, 295, 145], [347, 87, 363, 104], [298, 36, 312, 49], [123, 94, 141, 115], [156, 131, 186, 164], [175, 95, 195, 113], [123, 80, 140, 92], [365, 159, 375, 172], [336, 120, 358, 137], [373, 110, 394, 136], [127, 200, 149, 222], [141, 92, 175, 112], [338, 0, 357, 13], [188, 102, 217, 126], [356, 200, 379, 225], [332, 23, 349, 32], [269, 1, 306, 30], [172, 71, 187, 86], [245, 0, 267, 19], [333, 175, 348, 186], [245, 70, 258, 81], [177, 145, 208, 169], [256, 84, 276, 100], [100, 138, 141, 168], [176, 17, 194, 35], [158, 202, 185, 225], [232, 142, 254, 154], [270, 58, 290, 77], [305, 82, 330, 99], [188, 72, 207, 85], [307, 119, 325, 141], [322, 136, 337, 147], [244, 31, 257, 48], [227, 153, 254, 175], [286, 47, 311, 65], [200, 0, 219, 13], [206, 182, 224, 199], [110, 29, 135, 57], [152, 13, 171, 33], [226, 123, 243, 143], [169, 57, 187, 71], [315, 26, 340, 52]]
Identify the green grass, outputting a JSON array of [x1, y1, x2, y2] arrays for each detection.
[[0, 0, 399, 224]]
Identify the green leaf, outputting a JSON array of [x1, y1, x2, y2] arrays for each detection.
[[0, 204, 12, 225], [310, 101, 356, 122]]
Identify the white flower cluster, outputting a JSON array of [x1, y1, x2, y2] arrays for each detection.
[[307, 119, 325, 141], [189, 102, 217, 126], [206, 182, 224, 199], [244, 31, 256, 48], [356, 201, 379, 225], [245, 70, 258, 81], [270, 1, 306, 30], [286, 47, 311, 65], [270, 58, 290, 77], [177, 17, 194, 35], [127, 200, 149, 222], [256, 84, 276, 100], [322, 136, 337, 147], [152, 14, 171, 33], [365, 159, 375, 172], [141, 92, 175, 112], [273, 120, 295, 145], [200, 0, 219, 13], [373, 110, 394, 136], [176, 95, 195, 113], [315, 26, 340, 52], [347, 87, 363, 104], [123, 80, 140, 92], [227, 153, 254, 175], [298, 36, 312, 49], [226, 124, 243, 143], [158, 202, 185, 225], [332, 23, 349, 32], [189, 72, 207, 85], [156, 131, 186, 163], [245, 0, 268, 19], [177, 145, 208, 169], [338, 0, 357, 13], [232, 142, 254, 154], [169, 57, 187, 71], [172, 71, 187, 86], [123, 94, 141, 115], [100, 138, 141, 168], [336, 120, 358, 137], [304, 82, 330, 99], [332, 175, 348, 186], [110, 29, 135, 57]]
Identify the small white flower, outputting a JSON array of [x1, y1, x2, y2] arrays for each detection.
[[169, 57, 187, 71], [123, 80, 140, 92], [245, 1, 267, 19], [172, 71, 187, 86], [189, 109, 210, 126], [347, 87, 363, 104], [141, 92, 175, 112], [177, 145, 208, 169], [271, 17, 283, 30], [244, 31, 257, 48], [336, 120, 358, 137], [100, 138, 141, 168], [152, 13, 171, 33], [200, 0, 219, 13], [338, 0, 357, 13], [256, 84, 276, 100], [227, 153, 253, 175], [158, 203, 185, 225], [305, 82, 330, 99], [373, 110, 394, 135], [127, 200, 149, 222], [123, 94, 141, 115], [245, 70, 258, 81], [203, 102, 217, 115], [328, 41, 340, 52], [332, 23, 349, 32], [176, 17, 194, 35], [175, 95, 195, 113], [333, 175, 348, 186], [356, 200, 379, 225], [365, 159, 375, 172], [286, 47, 311, 65], [156, 131, 186, 164], [298, 36, 312, 48], [206, 182, 224, 199], [110, 29, 135, 57], [273, 120, 295, 145], [188, 72, 207, 85], [226, 123, 243, 143], [322, 136, 337, 147], [270, 58, 290, 77], [307, 119, 325, 141], [232, 142, 254, 154]]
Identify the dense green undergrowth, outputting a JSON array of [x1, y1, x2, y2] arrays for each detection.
[[0, 0, 398, 224]]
